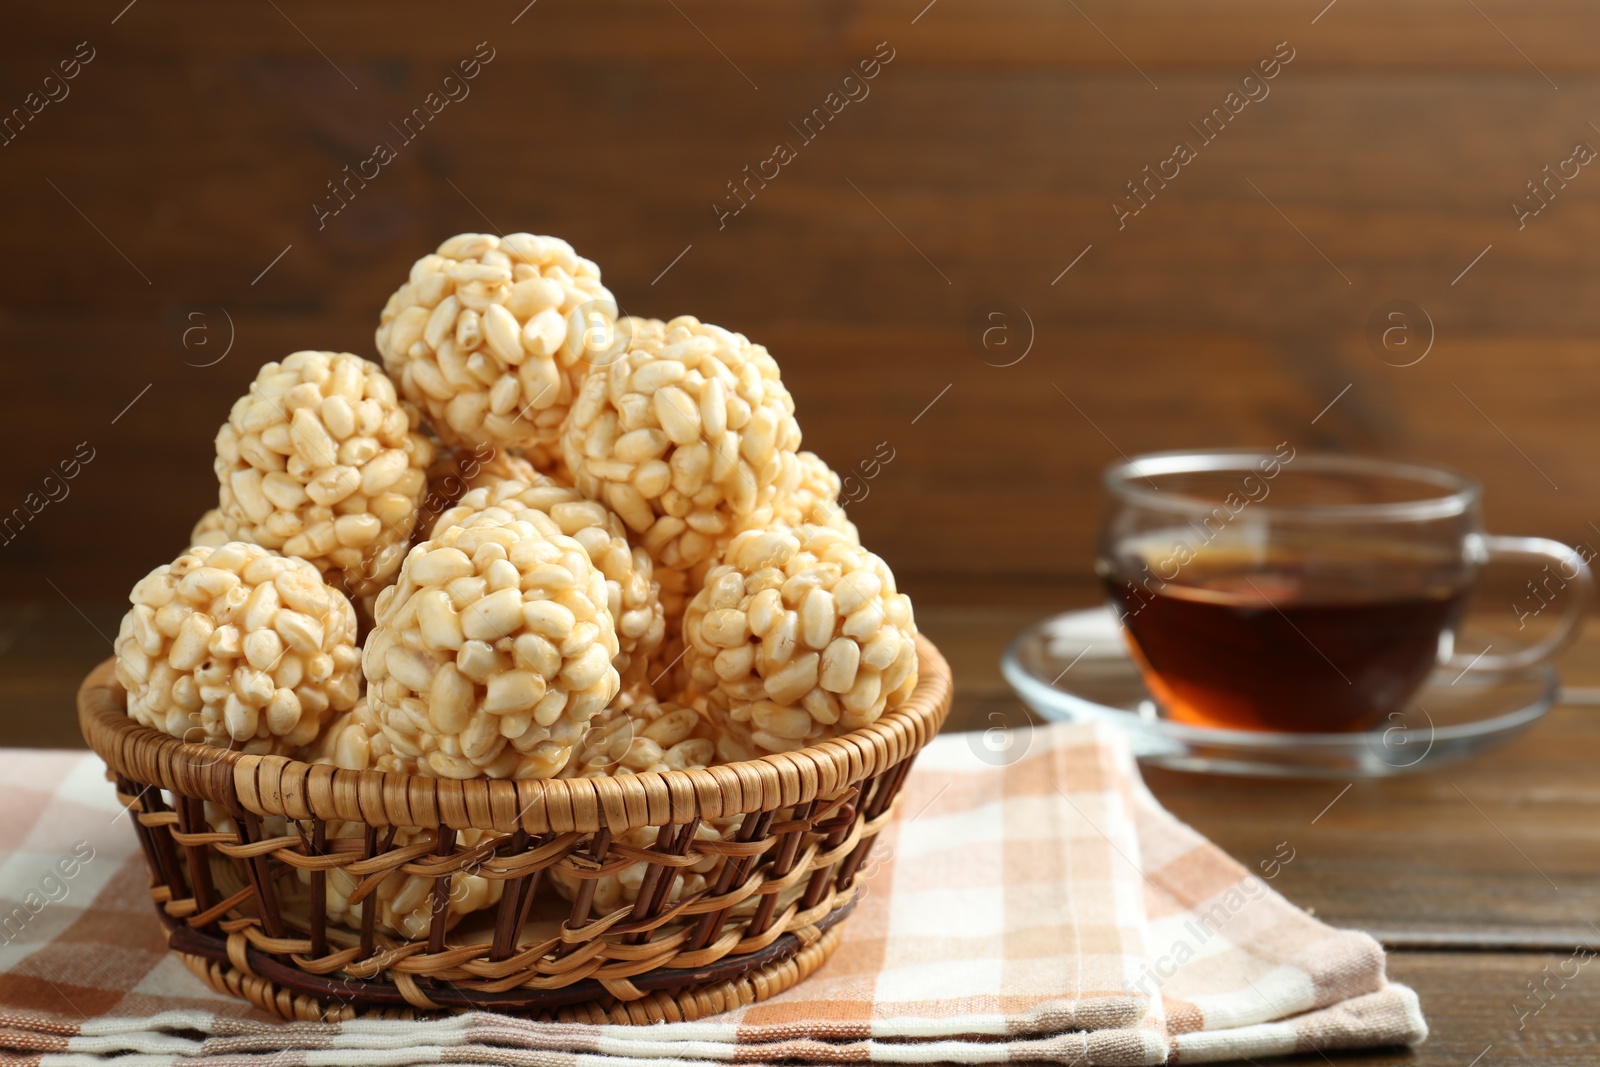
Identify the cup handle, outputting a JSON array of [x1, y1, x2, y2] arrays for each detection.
[[1446, 534, 1593, 674]]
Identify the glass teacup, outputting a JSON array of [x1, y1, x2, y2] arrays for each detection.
[[1097, 448, 1591, 733]]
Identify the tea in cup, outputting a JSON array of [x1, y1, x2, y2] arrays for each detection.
[[1098, 449, 1590, 732]]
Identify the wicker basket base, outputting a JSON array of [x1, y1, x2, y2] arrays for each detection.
[[181, 922, 844, 1024]]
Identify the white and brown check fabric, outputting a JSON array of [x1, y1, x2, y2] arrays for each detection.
[[0, 724, 1424, 1065]]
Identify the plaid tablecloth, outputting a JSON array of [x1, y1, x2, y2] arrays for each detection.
[[0, 723, 1424, 1065]]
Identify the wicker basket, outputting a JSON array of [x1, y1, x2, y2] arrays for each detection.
[[78, 636, 951, 1023]]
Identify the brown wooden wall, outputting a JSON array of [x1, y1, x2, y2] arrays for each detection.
[[4, 0, 1599, 607]]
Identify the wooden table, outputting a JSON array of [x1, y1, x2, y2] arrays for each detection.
[[11, 595, 1600, 1063]]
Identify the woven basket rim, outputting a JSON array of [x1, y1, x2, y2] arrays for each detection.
[[80, 634, 951, 834]]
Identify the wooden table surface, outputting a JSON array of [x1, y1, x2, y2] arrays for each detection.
[[10, 592, 1600, 1064]]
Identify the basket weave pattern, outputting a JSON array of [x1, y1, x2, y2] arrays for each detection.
[[79, 637, 951, 1022]]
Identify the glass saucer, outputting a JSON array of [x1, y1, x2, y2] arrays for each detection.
[[1001, 608, 1559, 778]]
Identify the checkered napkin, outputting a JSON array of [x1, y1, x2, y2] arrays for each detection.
[[0, 725, 1424, 1066]]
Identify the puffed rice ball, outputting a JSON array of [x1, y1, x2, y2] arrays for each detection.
[[315, 824, 505, 939], [462, 447, 540, 492], [552, 821, 733, 916], [683, 524, 917, 754], [457, 439, 568, 484], [560, 316, 803, 572], [432, 478, 666, 683], [702, 709, 763, 765], [363, 445, 544, 632], [301, 698, 503, 938], [650, 452, 856, 694], [203, 803, 290, 848], [477, 439, 568, 483], [363, 513, 622, 780], [115, 542, 361, 755], [304, 693, 408, 772], [398, 443, 544, 572], [422, 442, 553, 523], [190, 508, 229, 549], [552, 693, 729, 911], [214, 351, 434, 599], [646, 560, 717, 698], [447, 439, 568, 486], [740, 451, 858, 542], [410, 442, 496, 549], [375, 232, 621, 454], [562, 691, 718, 778], [454, 442, 576, 498]]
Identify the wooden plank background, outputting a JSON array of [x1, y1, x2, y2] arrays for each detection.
[[3, 0, 1599, 609]]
